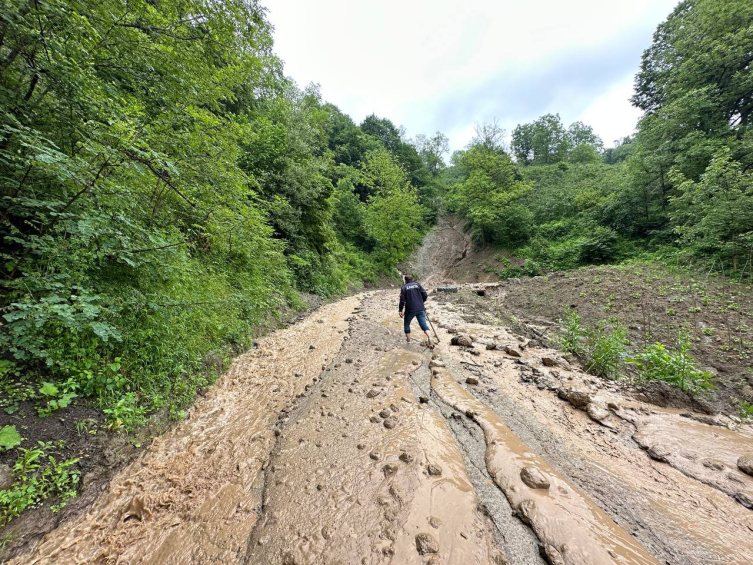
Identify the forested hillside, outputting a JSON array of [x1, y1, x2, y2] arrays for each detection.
[[446, 0, 753, 276], [0, 0, 446, 431]]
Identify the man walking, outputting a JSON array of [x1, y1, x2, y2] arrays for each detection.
[[398, 274, 433, 348]]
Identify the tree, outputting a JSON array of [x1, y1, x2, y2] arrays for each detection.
[[449, 135, 533, 246], [360, 150, 426, 266]]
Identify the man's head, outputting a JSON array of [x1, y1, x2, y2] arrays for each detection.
[[404, 274, 414, 284]]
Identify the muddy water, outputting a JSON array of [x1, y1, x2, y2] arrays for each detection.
[[15, 296, 363, 565], [245, 341, 504, 563], [430, 364, 659, 565], [430, 301, 753, 564], [629, 411, 753, 503]]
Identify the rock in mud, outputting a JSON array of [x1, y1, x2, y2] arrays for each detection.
[[0, 464, 12, 491], [566, 389, 593, 409], [541, 357, 557, 367], [450, 335, 474, 347], [503, 345, 521, 357], [369, 452, 381, 461], [586, 402, 610, 422], [399, 452, 414, 463], [486, 343, 498, 350], [429, 360, 445, 368], [520, 467, 550, 490], [427, 464, 443, 477], [419, 396, 429, 404], [309, 345, 316, 350], [428, 516, 442, 528], [366, 388, 381, 398], [647, 444, 671, 462], [737, 453, 753, 476], [466, 376, 479, 385], [702, 458, 726, 471], [415, 532, 440, 555], [379, 409, 392, 418], [383, 416, 398, 429], [382, 464, 398, 477]]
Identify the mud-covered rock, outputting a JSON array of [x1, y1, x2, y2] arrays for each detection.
[[415, 532, 439, 555], [429, 360, 445, 368], [383, 464, 398, 477], [399, 452, 414, 463], [520, 467, 550, 490], [516, 499, 536, 525], [737, 453, 753, 476], [366, 388, 381, 398], [379, 409, 391, 418], [0, 464, 13, 491], [466, 377, 479, 385], [647, 444, 670, 462], [586, 402, 610, 422], [383, 416, 398, 429], [486, 342, 498, 350], [702, 458, 726, 471], [541, 357, 557, 367], [566, 389, 593, 409], [451, 335, 473, 347], [428, 516, 442, 528], [503, 345, 521, 357], [427, 464, 443, 476]]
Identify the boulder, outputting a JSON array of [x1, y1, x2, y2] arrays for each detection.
[[520, 467, 550, 490], [586, 403, 610, 422], [503, 345, 521, 357], [737, 453, 753, 477], [450, 335, 474, 347], [566, 389, 593, 409], [415, 533, 439, 555]]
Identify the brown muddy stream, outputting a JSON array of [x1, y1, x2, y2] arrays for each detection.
[[11, 288, 753, 565]]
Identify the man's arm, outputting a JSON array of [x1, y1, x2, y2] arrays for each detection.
[[420, 284, 428, 301], [399, 287, 406, 313]]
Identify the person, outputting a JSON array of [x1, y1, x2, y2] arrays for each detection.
[[398, 274, 433, 348]]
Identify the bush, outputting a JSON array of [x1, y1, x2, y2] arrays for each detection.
[[558, 310, 585, 355], [584, 321, 628, 380], [626, 330, 714, 394], [578, 226, 619, 264]]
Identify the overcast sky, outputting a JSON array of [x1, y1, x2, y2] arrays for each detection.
[[263, 0, 679, 152]]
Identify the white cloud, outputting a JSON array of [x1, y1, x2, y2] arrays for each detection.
[[263, 0, 679, 151]]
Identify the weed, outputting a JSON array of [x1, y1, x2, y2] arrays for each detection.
[[626, 330, 714, 394], [558, 310, 585, 356], [666, 308, 676, 316], [584, 322, 628, 380], [688, 306, 701, 313], [701, 327, 714, 336], [0, 426, 22, 452], [0, 442, 80, 526], [737, 400, 753, 422]]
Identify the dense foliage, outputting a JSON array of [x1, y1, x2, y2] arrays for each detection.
[[447, 0, 753, 276], [0, 0, 436, 423]]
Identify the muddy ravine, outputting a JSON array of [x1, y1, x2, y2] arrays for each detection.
[[9, 252, 753, 563]]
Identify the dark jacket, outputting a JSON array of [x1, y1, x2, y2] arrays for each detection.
[[399, 282, 428, 314]]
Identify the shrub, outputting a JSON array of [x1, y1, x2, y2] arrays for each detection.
[[0, 443, 80, 526], [626, 330, 714, 394], [578, 226, 619, 264], [558, 310, 585, 355], [584, 321, 628, 379]]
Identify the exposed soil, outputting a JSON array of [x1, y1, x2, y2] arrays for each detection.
[[4, 223, 753, 564]]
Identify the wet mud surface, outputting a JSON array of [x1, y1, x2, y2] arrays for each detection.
[[12, 282, 753, 564]]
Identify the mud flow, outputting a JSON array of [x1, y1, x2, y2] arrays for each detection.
[[12, 277, 753, 563]]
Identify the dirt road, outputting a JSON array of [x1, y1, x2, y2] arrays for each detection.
[[12, 280, 753, 564]]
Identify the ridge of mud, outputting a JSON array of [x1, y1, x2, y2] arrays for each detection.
[[430, 362, 660, 565], [406, 360, 547, 564]]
